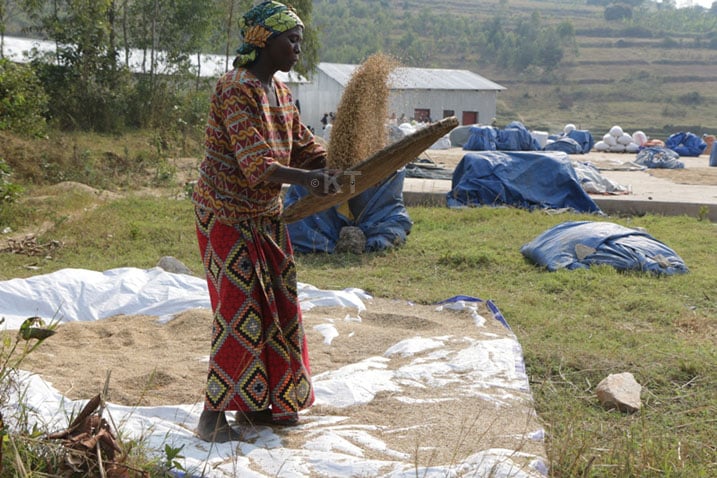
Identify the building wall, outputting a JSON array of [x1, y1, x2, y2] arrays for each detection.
[[292, 70, 344, 134], [388, 90, 498, 126], [292, 68, 501, 134]]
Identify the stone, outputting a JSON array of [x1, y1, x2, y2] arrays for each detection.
[[334, 226, 366, 254], [157, 256, 194, 276], [595, 372, 642, 413]]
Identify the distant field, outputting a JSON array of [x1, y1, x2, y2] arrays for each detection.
[[401, 0, 717, 137]]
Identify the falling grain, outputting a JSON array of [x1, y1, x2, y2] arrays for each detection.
[[327, 53, 399, 170]]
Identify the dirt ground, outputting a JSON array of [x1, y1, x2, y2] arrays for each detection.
[[13, 296, 544, 465]]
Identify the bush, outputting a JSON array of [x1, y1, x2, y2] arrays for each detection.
[[0, 59, 49, 137], [31, 59, 134, 133], [605, 4, 633, 21], [0, 157, 24, 204]]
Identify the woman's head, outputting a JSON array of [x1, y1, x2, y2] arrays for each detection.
[[235, 1, 304, 68]]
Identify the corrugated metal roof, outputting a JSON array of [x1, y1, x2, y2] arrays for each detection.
[[318, 62, 505, 91]]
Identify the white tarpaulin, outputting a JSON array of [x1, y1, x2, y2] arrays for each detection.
[[0, 268, 547, 477]]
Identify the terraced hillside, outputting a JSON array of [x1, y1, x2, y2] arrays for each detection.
[[315, 0, 717, 138]]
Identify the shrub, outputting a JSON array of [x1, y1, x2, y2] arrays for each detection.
[[0, 59, 49, 137], [0, 157, 24, 206]]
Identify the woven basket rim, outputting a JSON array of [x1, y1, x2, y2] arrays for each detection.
[[282, 116, 459, 223]]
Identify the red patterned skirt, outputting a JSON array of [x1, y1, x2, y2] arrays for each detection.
[[194, 207, 314, 424]]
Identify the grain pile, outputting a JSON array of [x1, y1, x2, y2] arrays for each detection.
[[327, 53, 399, 170]]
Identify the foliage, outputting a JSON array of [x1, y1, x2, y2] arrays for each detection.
[[605, 4, 633, 21], [11, 0, 322, 132], [0, 58, 47, 136], [311, 1, 576, 75], [633, 3, 717, 35], [0, 316, 57, 475], [0, 157, 23, 216], [23, 0, 134, 131]]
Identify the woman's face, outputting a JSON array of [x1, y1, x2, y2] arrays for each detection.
[[265, 26, 303, 72]]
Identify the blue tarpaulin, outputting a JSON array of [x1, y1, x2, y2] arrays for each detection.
[[462, 126, 497, 151], [543, 137, 583, 154], [544, 130, 595, 154], [284, 169, 412, 253], [520, 221, 689, 275], [446, 151, 602, 213], [566, 129, 595, 154], [665, 132, 707, 157], [635, 147, 684, 169], [463, 121, 540, 152]]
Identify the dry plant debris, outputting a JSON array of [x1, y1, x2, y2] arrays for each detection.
[[46, 394, 148, 477], [327, 53, 399, 170], [0, 235, 63, 257]]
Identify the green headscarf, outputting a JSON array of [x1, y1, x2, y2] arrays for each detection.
[[235, 1, 304, 67]]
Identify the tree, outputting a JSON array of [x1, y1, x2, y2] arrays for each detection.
[[0, 0, 37, 58], [284, 0, 319, 77], [0, 58, 48, 136], [25, 0, 132, 131], [605, 4, 633, 21]]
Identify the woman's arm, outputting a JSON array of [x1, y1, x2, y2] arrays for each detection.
[[265, 164, 341, 196]]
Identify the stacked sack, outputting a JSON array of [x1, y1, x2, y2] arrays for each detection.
[[593, 125, 645, 153]]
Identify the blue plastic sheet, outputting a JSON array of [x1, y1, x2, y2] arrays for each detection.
[[463, 121, 540, 152], [435, 295, 512, 331], [284, 169, 412, 253], [520, 221, 689, 275], [544, 130, 594, 154], [635, 147, 684, 169], [446, 151, 602, 213], [566, 129, 595, 153], [496, 121, 541, 151], [665, 131, 707, 157], [463, 126, 497, 151], [543, 137, 583, 154]]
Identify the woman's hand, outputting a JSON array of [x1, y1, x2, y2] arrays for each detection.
[[300, 155, 327, 170], [265, 164, 342, 196], [305, 168, 342, 196]]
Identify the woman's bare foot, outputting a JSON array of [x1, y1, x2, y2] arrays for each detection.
[[235, 409, 272, 424], [234, 409, 300, 426], [197, 410, 242, 442]]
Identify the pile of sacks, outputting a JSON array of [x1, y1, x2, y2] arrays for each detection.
[[593, 125, 648, 153]]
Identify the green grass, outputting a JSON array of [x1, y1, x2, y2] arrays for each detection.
[[1, 188, 715, 476]]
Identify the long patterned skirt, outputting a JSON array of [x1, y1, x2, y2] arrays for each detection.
[[194, 207, 314, 424]]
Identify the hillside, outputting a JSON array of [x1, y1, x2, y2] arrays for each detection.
[[314, 0, 717, 138]]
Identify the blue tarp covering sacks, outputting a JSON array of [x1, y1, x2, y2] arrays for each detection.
[[497, 121, 541, 151], [520, 221, 689, 275], [543, 137, 583, 154], [284, 169, 412, 253], [566, 129, 595, 154], [544, 130, 594, 154], [446, 151, 602, 213], [635, 147, 684, 169], [665, 131, 707, 157], [463, 126, 497, 151], [463, 121, 540, 152]]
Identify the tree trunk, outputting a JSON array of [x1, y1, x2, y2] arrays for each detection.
[[224, 0, 234, 71]]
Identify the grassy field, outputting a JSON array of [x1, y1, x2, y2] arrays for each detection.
[[1, 160, 715, 475]]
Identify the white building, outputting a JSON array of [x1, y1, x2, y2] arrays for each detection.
[[293, 62, 505, 133]]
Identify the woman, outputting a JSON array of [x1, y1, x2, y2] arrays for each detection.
[[192, 1, 340, 442]]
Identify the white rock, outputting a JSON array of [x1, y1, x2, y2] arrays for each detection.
[[596, 372, 642, 413]]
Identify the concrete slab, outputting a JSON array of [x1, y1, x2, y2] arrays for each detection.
[[401, 150, 717, 222]]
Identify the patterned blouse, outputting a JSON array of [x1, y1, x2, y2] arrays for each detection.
[[192, 68, 325, 222]]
